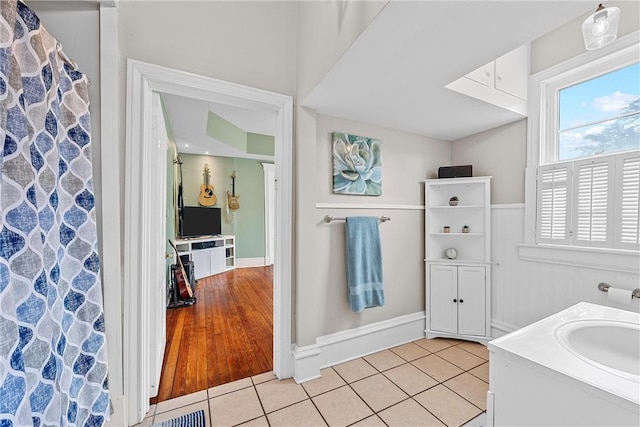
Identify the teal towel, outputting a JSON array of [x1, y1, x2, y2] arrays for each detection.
[[345, 216, 384, 312]]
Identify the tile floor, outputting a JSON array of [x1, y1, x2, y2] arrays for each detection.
[[136, 338, 489, 427]]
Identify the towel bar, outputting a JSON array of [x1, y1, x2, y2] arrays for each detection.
[[323, 215, 390, 223], [598, 282, 640, 299]]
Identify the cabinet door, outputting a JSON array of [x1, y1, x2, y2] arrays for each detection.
[[494, 45, 528, 100], [430, 265, 458, 334], [210, 247, 226, 275], [457, 266, 486, 336], [466, 62, 494, 88], [191, 250, 210, 280]]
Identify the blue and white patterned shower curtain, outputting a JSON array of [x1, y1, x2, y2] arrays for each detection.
[[0, 1, 109, 426]]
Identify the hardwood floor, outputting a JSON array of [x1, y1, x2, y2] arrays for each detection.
[[152, 266, 273, 403]]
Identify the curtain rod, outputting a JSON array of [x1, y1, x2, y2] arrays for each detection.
[[56, 41, 78, 71]]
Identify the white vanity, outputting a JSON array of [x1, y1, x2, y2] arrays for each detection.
[[487, 302, 640, 426]]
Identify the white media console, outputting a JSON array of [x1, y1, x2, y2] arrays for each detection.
[[174, 235, 235, 280]]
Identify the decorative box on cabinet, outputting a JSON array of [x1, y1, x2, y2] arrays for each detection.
[[424, 176, 492, 344], [174, 235, 235, 280]]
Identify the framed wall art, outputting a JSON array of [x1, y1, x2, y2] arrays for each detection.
[[332, 132, 382, 196]]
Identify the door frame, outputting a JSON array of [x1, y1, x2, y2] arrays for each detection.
[[124, 59, 293, 423], [262, 162, 275, 265]]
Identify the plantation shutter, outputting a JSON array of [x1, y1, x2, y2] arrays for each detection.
[[572, 158, 614, 247], [616, 152, 640, 249], [537, 164, 571, 244]]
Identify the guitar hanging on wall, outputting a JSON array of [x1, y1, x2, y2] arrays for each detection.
[[198, 164, 217, 206], [228, 170, 240, 211]]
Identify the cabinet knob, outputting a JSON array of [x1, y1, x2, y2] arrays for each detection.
[[453, 299, 457, 303], [459, 299, 464, 303]]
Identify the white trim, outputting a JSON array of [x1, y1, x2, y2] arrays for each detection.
[[292, 344, 322, 384], [124, 60, 293, 424], [491, 319, 519, 336], [235, 257, 267, 268], [262, 163, 275, 266], [491, 203, 525, 210], [292, 312, 426, 383], [316, 203, 424, 210], [98, 4, 125, 426], [517, 243, 639, 274]]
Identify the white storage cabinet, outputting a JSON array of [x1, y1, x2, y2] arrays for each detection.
[[446, 45, 528, 115], [424, 177, 491, 343], [174, 235, 235, 280]]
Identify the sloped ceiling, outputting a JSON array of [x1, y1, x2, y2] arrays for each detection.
[[163, 1, 597, 151], [303, 0, 595, 141]]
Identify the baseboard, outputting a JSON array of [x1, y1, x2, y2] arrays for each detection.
[[292, 311, 426, 383], [491, 319, 518, 338], [292, 344, 321, 383], [106, 395, 126, 427], [235, 257, 266, 268]]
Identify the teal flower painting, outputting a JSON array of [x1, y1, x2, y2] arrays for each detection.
[[332, 132, 382, 196]]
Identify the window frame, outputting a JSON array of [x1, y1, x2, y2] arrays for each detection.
[[542, 55, 639, 165], [521, 31, 639, 273]]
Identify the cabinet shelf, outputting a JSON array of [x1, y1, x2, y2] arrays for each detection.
[[426, 258, 491, 265], [430, 232, 485, 236], [428, 205, 485, 209]]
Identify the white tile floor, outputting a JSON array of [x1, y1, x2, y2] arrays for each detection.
[[136, 338, 489, 427]]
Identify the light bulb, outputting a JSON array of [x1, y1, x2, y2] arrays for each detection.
[[592, 19, 609, 36]]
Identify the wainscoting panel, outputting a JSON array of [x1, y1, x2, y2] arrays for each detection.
[[490, 205, 640, 335]]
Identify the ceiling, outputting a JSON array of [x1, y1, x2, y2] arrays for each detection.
[[162, 93, 277, 160], [163, 0, 597, 153], [303, 0, 596, 141]]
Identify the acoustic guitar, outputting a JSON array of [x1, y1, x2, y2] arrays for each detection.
[[168, 240, 194, 300], [227, 170, 240, 211], [198, 164, 217, 206]]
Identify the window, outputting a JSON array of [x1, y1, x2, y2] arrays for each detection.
[[535, 43, 639, 251], [558, 63, 639, 161]]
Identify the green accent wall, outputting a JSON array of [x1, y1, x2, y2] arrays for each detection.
[[179, 153, 266, 259], [247, 132, 275, 156], [207, 111, 247, 152], [232, 158, 266, 258], [207, 111, 275, 156]]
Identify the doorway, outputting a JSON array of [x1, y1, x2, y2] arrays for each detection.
[[123, 60, 293, 423]]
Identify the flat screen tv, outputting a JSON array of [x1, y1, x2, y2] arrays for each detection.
[[181, 206, 222, 238]]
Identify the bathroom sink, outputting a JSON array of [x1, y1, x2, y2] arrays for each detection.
[[555, 319, 640, 381]]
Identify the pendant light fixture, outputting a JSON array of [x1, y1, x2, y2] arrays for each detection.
[[582, 3, 620, 50]]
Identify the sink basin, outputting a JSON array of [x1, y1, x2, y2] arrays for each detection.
[[555, 319, 640, 381]]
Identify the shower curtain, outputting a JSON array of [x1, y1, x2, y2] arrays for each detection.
[[0, 1, 109, 426]]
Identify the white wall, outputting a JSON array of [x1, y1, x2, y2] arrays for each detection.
[[311, 114, 450, 338], [119, 1, 298, 96], [294, 1, 389, 346], [530, 0, 640, 74], [451, 119, 527, 204]]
